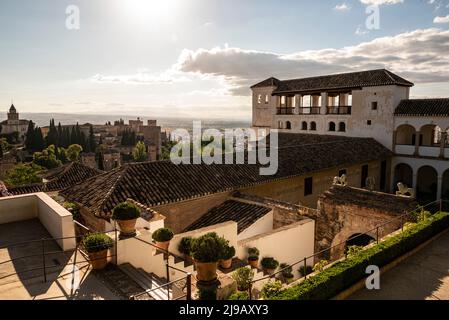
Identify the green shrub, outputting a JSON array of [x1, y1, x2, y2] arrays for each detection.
[[346, 245, 364, 258], [196, 286, 217, 300], [190, 232, 227, 263], [112, 202, 141, 220], [82, 233, 113, 253], [232, 267, 254, 291], [222, 245, 236, 260], [298, 265, 313, 277], [261, 257, 279, 270], [229, 291, 249, 300], [152, 228, 174, 242], [312, 260, 328, 273], [271, 212, 449, 300], [64, 201, 81, 221], [247, 247, 259, 261], [261, 280, 283, 299], [178, 237, 193, 256], [280, 263, 293, 277]]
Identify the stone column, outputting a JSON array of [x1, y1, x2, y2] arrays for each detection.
[[392, 130, 397, 154], [321, 92, 327, 115], [414, 131, 421, 156], [437, 175, 443, 200], [294, 94, 301, 115], [413, 172, 418, 196], [439, 132, 447, 158]]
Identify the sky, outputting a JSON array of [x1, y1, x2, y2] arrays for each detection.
[[0, 0, 449, 120]]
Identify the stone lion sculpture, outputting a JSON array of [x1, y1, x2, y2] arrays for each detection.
[[333, 174, 347, 186], [396, 183, 415, 198]]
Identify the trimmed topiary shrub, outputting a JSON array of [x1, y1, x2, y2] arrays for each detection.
[[261, 280, 283, 299], [271, 212, 449, 300], [82, 233, 113, 253], [152, 228, 174, 242], [112, 202, 141, 220], [232, 267, 255, 291], [229, 291, 249, 300], [178, 237, 193, 256], [190, 232, 227, 263], [298, 265, 313, 277], [222, 244, 236, 260], [261, 257, 279, 270], [247, 247, 259, 261]]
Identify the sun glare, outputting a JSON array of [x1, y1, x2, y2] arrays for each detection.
[[122, 0, 178, 24]]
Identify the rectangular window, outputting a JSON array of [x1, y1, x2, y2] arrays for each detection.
[[304, 177, 313, 196], [348, 94, 353, 106], [380, 160, 387, 191], [265, 95, 269, 104], [258, 94, 262, 104], [367, 120, 372, 126], [361, 165, 369, 188], [371, 101, 378, 110], [281, 96, 286, 106], [302, 95, 311, 107]]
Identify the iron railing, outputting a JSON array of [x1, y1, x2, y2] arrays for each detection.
[[247, 199, 447, 300]]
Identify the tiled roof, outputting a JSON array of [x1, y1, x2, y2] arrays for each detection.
[[320, 185, 417, 214], [394, 99, 449, 117], [5, 162, 103, 196], [184, 200, 272, 234], [252, 69, 413, 94], [251, 77, 281, 89], [61, 133, 393, 218]]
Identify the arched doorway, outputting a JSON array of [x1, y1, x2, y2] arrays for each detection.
[[346, 233, 375, 249], [396, 125, 416, 145], [394, 163, 413, 191], [419, 124, 438, 146], [286, 121, 292, 130], [417, 166, 438, 203]]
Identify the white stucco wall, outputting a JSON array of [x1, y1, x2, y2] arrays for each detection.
[[237, 210, 273, 241], [0, 193, 76, 251]]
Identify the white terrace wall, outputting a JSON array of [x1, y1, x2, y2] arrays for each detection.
[[237, 219, 315, 268], [169, 221, 238, 257], [238, 210, 273, 241], [0, 193, 76, 251]]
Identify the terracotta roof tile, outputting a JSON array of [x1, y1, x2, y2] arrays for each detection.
[[394, 99, 449, 117]]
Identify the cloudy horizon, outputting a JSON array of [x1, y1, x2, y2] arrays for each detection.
[[1, 0, 449, 120]]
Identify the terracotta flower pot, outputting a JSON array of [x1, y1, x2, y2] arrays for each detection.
[[248, 258, 259, 269], [220, 258, 233, 269], [155, 240, 170, 252], [88, 249, 109, 270], [117, 219, 137, 236], [195, 261, 218, 282]]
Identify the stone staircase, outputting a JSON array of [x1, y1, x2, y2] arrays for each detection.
[[119, 263, 172, 300]]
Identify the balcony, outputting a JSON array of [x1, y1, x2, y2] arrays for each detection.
[[298, 107, 321, 115], [396, 145, 415, 156], [277, 108, 295, 115], [327, 106, 352, 115], [419, 146, 441, 158]]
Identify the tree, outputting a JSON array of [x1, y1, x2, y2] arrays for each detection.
[[34, 127, 45, 151], [132, 141, 148, 162], [45, 119, 58, 147], [33, 145, 62, 169], [57, 147, 68, 164], [25, 121, 36, 151], [87, 125, 96, 152], [66, 144, 83, 162], [97, 152, 105, 171], [4, 163, 43, 187], [0, 143, 3, 159]]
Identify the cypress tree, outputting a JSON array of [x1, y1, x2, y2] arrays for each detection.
[[97, 152, 104, 171], [35, 127, 45, 151], [88, 125, 96, 153], [25, 121, 36, 151]]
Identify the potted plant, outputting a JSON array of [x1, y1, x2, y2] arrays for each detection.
[[178, 236, 193, 261], [279, 263, 294, 284], [82, 233, 113, 270], [152, 227, 174, 252], [261, 257, 279, 275], [231, 267, 254, 291], [247, 247, 260, 268], [260, 280, 283, 299], [190, 232, 226, 282], [112, 202, 141, 236], [298, 265, 313, 277], [220, 244, 235, 269]]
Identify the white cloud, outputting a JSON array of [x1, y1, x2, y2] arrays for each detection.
[[434, 14, 449, 23], [334, 3, 351, 11], [355, 26, 370, 35], [175, 28, 449, 96], [89, 69, 191, 85], [360, 0, 404, 5]]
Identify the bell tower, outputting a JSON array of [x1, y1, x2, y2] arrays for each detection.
[[7, 104, 19, 124]]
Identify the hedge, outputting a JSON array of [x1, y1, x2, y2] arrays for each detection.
[[271, 212, 449, 300]]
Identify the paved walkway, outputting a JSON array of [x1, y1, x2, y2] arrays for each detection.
[[349, 231, 449, 300]]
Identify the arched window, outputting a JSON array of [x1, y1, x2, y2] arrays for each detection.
[[339, 122, 346, 132], [278, 121, 283, 129], [310, 122, 317, 131], [302, 121, 308, 131], [286, 121, 292, 130], [329, 122, 336, 132]]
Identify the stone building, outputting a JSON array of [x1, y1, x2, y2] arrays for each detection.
[[251, 69, 449, 203], [0, 104, 29, 140]]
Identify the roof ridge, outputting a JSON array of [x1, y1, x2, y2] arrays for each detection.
[[280, 68, 387, 83], [97, 166, 129, 215]]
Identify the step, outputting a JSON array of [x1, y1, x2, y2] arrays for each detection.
[[119, 264, 172, 300]]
